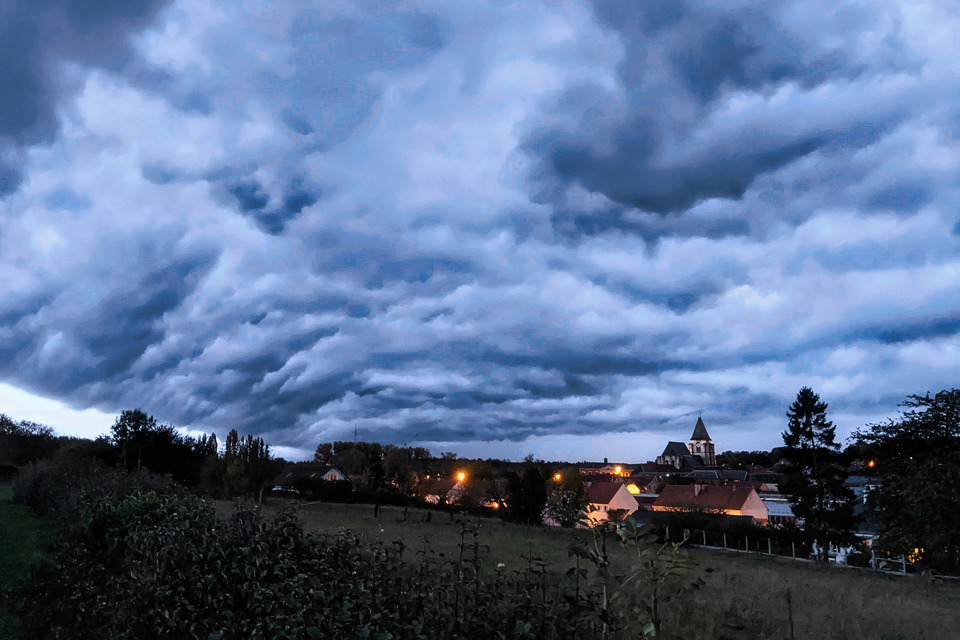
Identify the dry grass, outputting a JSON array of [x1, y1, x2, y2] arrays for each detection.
[[243, 499, 960, 640], [679, 549, 960, 640]]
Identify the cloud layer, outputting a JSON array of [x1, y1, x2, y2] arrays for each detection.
[[1, 0, 959, 459]]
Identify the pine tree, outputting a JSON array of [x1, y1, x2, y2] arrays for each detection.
[[781, 387, 857, 561]]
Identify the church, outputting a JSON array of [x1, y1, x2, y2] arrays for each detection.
[[655, 416, 717, 469]]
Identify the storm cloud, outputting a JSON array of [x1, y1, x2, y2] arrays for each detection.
[[1, 0, 958, 460]]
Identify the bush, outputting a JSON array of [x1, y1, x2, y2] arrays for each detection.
[[12, 451, 173, 527]]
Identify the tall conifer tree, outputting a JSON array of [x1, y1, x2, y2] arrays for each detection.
[[781, 387, 856, 561]]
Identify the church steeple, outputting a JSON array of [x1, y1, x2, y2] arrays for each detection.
[[689, 416, 716, 466], [691, 416, 711, 441]]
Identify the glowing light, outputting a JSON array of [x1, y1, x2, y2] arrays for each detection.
[[491, 502, 499, 509], [457, 471, 466, 482], [554, 473, 562, 482], [614, 465, 622, 475], [867, 460, 875, 468], [626, 483, 640, 495]]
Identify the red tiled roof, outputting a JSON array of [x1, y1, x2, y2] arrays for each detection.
[[653, 484, 756, 511], [586, 482, 624, 505]]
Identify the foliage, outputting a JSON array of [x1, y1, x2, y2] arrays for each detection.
[[314, 441, 430, 489], [854, 389, 960, 573], [506, 467, 548, 525], [12, 451, 174, 527], [26, 497, 592, 639], [110, 409, 210, 485], [781, 387, 857, 561], [0, 414, 59, 466], [0, 484, 51, 640], [545, 468, 588, 528], [200, 429, 282, 498], [568, 519, 705, 638], [715, 448, 785, 469]]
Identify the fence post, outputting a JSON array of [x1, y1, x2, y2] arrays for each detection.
[[723, 532, 727, 549], [745, 535, 749, 553], [702, 531, 706, 546], [900, 555, 906, 575], [791, 540, 795, 559], [666, 525, 670, 542], [768, 538, 772, 555]]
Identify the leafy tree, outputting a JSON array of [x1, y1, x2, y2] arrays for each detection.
[[545, 468, 588, 528], [110, 409, 158, 471], [110, 409, 208, 485], [781, 387, 857, 562], [314, 442, 333, 464], [0, 414, 59, 465], [854, 389, 960, 573], [202, 429, 280, 498]]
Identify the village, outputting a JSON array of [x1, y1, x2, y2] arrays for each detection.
[[271, 417, 873, 542]]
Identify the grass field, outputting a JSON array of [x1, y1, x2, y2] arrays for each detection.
[[0, 484, 51, 640], [268, 499, 960, 640]]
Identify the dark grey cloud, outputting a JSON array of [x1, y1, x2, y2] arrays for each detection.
[[0, 0, 172, 194], [223, 177, 322, 234], [1, 0, 958, 460], [521, 0, 914, 238]]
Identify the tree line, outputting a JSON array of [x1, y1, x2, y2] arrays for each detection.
[[2, 408, 282, 500], [777, 386, 960, 573], [4, 385, 959, 573]]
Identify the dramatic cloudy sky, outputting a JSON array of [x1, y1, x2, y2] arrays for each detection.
[[1, 0, 958, 462]]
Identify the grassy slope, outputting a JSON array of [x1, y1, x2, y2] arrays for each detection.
[[283, 500, 960, 640], [0, 484, 51, 640]]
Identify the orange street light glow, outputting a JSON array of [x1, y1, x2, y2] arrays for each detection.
[[615, 465, 622, 475], [457, 471, 466, 482], [554, 473, 562, 482], [867, 460, 875, 468]]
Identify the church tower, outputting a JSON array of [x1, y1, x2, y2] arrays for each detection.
[[688, 416, 716, 466]]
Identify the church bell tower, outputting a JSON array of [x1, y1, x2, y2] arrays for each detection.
[[688, 416, 716, 466]]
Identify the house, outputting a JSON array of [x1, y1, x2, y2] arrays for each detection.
[[272, 463, 348, 491], [762, 499, 797, 526], [683, 469, 749, 483], [636, 463, 678, 475], [652, 484, 769, 525], [585, 482, 639, 526], [579, 462, 634, 478], [420, 477, 465, 505], [625, 474, 661, 495]]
